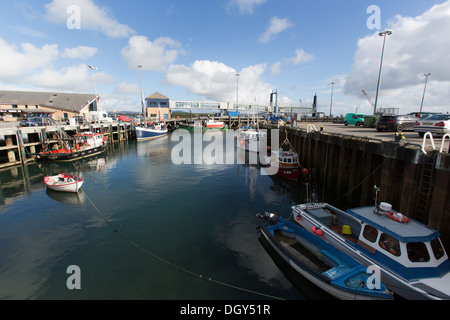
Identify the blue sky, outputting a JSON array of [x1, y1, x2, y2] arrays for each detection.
[[0, 0, 449, 115]]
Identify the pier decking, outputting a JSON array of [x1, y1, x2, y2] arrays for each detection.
[[0, 122, 134, 168]]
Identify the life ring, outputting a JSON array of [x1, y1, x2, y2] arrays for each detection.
[[386, 211, 409, 223]]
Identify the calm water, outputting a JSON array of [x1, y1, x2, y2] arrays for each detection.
[[0, 131, 334, 300]]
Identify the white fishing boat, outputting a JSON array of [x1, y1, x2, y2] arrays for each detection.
[[292, 186, 450, 300], [44, 173, 84, 193], [237, 129, 267, 153]]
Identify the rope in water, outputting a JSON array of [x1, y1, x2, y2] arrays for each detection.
[[82, 191, 286, 300]]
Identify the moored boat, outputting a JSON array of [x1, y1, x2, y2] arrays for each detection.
[[271, 132, 308, 181], [136, 122, 168, 141], [39, 132, 107, 162], [178, 120, 205, 132], [292, 186, 450, 300], [237, 129, 267, 153], [44, 173, 83, 193], [204, 119, 227, 130], [257, 213, 393, 300]]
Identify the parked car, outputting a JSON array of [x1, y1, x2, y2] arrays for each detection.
[[20, 117, 47, 127], [414, 113, 450, 137], [376, 115, 418, 132], [408, 112, 439, 119], [344, 113, 365, 126], [118, 115, 133, 122]]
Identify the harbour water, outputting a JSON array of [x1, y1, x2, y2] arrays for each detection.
[[0, 131, 337, 300]]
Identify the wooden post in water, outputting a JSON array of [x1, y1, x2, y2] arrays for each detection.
[[16, 130, 26, 165]]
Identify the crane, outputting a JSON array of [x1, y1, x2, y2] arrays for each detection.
[[362, 90, 375, 109]]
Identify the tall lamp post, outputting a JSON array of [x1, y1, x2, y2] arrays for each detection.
[[88, 65, 98, 106], [329, 82, 335, 117], [420, 73, 431, 113], [373, 30, 392, 115], [235, 73, 240, 109]]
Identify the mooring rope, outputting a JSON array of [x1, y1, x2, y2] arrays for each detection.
[[82, 191, 286, 300]]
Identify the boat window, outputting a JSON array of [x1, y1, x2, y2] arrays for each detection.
[[431, 238, 445, 260], [407, 242, 430, 263], [363, 225, 378, 243], [379, 233, 401, 257]]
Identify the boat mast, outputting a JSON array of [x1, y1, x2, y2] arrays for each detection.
[[138, 65, 146, 127]]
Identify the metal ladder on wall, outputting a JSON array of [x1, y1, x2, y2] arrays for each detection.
[[415, 153, 437, 224]]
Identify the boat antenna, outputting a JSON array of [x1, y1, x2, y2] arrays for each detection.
[[373, 185, 381, 213]]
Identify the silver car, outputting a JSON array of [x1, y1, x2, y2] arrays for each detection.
[[414, 114, 450, 137]]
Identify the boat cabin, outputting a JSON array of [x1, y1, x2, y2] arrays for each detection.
[[74, 133, 105, 149], [294, 203, 450, 281], [278, 151, 299, 166]]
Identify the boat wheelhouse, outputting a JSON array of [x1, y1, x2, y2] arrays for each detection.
[[292, 187, 450, 300], [237, 129, 267, 153]]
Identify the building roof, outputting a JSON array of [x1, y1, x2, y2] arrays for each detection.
[[146, 92, 169, 100], [0, 90, 96, 112]]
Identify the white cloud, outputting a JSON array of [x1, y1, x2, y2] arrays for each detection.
[[44, 0, 134, 38], [165, 60, 273, 104], [259, 17, 293, 44], [0, 37, 59, 81], [228, 0, 268, 15], [114, 82, 140, 95], [27, 64, 113, 91], [344, 1, 450, 113], [271, 48, 315, 74], [62, 46, 98, 59], [289, 49, 315, 65], [121, 35, 183, 72]]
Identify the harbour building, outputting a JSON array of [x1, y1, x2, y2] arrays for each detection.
[[0, 90, 97, 122]]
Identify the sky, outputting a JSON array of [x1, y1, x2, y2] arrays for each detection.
[[0, 0, 449, 116]]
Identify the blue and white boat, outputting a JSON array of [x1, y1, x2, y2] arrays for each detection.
[[292, 186, 450, 300], [257, 213, 393, 300], [136, 122, 168, 141]]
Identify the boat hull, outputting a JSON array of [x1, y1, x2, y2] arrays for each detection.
[[39, 145, 106, 162], [258, 216, 392, 300], [44, 174, 83, 193], [136, 127, 168, 141]]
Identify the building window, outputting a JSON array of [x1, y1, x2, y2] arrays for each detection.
[[12, 104, 18, 109]]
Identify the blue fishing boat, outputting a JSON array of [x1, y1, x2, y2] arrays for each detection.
[[135, 122, 168, 141], [292, 186, 450, 300], [257, 213, 393, 300]]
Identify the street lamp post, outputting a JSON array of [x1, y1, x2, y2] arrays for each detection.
[[420, 73, 431, 113], [88, 65, 99, 122], [373, 30, 392, 115], [235, 73, 240, 109], [88, 65, 98, 105], [329, 82, 335, 117]]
